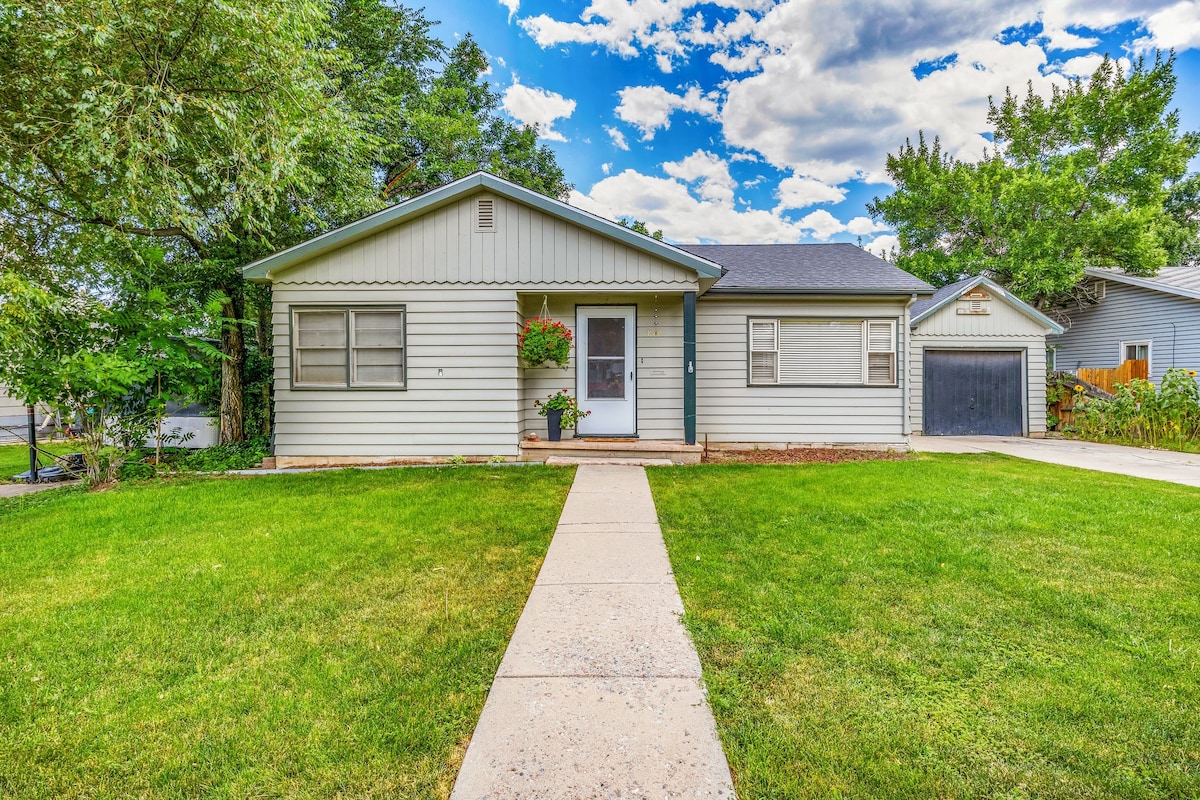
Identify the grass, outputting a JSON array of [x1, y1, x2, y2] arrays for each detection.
[[0, 440, 79, 483], [0, 466, 574, 798], [648, 455, 1200, 799]]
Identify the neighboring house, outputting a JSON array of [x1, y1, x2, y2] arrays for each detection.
[[909, 276, 1064, 437], [0, 389, 52, 443], [242, 173, 1056, 464], [1050, 267, 1200, 384]]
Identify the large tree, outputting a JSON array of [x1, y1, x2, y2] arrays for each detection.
[[869, 54, 1200, 308], [0, 0, 569, 443]]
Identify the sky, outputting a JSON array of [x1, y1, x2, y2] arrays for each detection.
[[431, 1, 1200, 256]]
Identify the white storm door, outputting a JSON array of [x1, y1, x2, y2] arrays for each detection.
[[576, 306, 636, 436]]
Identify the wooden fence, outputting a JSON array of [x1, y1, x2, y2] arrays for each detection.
[[1076, 360, 1149, 395]]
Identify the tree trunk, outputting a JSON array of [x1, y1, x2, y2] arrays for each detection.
[[219, 286, 247, 444]]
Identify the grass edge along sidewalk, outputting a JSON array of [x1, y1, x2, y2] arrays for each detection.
[[0, 466, 574, 799], [648, 454, 1200, 800]]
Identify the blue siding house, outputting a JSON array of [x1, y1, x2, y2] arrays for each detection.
[[1050, 267, 1200, 383]]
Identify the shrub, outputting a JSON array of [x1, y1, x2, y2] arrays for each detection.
[[1074, 368, 1200, 449]]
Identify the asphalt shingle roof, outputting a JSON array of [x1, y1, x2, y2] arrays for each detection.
[[1086, 266, 1200, 301], [678, 243, 933, 294], [909, 275, 978, 318]]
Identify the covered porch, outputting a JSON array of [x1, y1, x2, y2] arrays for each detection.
[[517, 290, 697, 449]]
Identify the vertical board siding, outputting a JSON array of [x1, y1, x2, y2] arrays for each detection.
[[696, 298, 909, 444], [274, 194, 699, 290], [272, 287, 521, 457], [1050, 282, 1200, 384], [909, 300, 1052, 435], [519, 293, 684, 441]]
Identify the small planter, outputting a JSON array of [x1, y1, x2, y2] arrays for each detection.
[[545, 408, 563, 442]]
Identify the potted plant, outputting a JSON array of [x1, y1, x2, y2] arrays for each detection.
[[534, 390, 590, 442], [519, 317, 573, 369]]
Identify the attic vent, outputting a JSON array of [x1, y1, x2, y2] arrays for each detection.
[[1092, 279, 1106, 300], [956, 289, 991, 315], [474, 198, 496, 232]]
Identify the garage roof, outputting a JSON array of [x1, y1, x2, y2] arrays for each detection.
[[911, 275, 1064, 333]]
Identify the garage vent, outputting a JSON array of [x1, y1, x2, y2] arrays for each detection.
[[474, 198, 496, 232], [956, 289, 991, 315]]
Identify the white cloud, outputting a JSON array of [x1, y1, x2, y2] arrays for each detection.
[[604, 125, 630, 150], [501, 79, 577, 142], [864, 234, 900, 259], [662, 149, 738, 205], [602, 162, 612, 174], [499, 0, 519, 23], [774, 175, 847, 210], [729, 151, 759, 163], [846, 216, 890, 236], [1134, 1, 1200, 51], [615, 85, 720, 139]]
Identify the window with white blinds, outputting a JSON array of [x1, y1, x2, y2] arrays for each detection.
[[748, 318, 897, 386], [292, 307, 405, 388]]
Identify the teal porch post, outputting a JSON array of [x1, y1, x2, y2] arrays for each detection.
[[683, 291, 696, 445]]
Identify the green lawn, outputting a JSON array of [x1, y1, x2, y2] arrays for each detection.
[[648, 455, 1200, 799], [0, 466, 574, 798]]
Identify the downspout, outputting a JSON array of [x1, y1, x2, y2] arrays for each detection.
[[902, 294, 917, 438]]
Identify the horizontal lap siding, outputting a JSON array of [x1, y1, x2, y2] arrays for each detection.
[[696, 298, 909, 444], [273, 287, 519, 458], [519, 293, 683, 440], [1051, 282, 1200, 384], [910, 301, 1052, 435]]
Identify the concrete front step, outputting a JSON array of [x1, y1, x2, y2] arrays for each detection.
[[520, 438, 702, 465], [544, 455, 676, 467]]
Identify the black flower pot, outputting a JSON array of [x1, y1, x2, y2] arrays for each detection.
[[546, 408, 563, 442]]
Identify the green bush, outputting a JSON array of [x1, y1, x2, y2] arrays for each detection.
[[177, 437, 271, 472]]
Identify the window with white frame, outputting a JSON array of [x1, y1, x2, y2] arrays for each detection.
[[748, 318, 897, 386], [1120, 339, 1150, 365], [292, 307, 405, 388]]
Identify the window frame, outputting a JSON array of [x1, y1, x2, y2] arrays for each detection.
[[289, 305, 407, 391], [747, 316, 899, 388], [1118, 339, 1151, 370]]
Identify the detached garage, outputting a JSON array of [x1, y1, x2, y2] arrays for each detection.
[[910, 276, 1064, 437]]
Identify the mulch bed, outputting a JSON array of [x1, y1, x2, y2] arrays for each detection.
[[702, 447, 910, 465]]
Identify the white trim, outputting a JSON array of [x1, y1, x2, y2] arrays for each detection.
[[1084, 267, 1200, 302]]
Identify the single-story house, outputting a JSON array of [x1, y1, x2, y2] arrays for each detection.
[[909, 276, 1064, 437], [242, 173, 1058, 465], [1050, 266, 1200, 384]]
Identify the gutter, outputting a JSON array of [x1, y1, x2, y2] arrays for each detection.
[[702, 287, 935, 297]]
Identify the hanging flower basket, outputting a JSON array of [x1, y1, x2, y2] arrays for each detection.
[[519, 317, 573, 369]]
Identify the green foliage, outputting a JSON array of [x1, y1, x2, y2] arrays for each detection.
[[617, 217, 665, 240], [0, 269, 219, 484], [534, 390, 590, 429], [870, 54, 1200, 306], [176, 437, 273, 472], [1074, 368, 1200, 450], [518, 317, 573, 368]]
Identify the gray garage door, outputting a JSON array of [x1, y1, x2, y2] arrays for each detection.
[[924, 350, 1023, 436]]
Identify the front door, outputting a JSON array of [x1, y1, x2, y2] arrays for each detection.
[[576, 306, 636, 436]]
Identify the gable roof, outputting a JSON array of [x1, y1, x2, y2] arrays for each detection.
[[676, 243, 933, 295], [1084, 266, 1200, 302], [242, 172, 724, 282], [910, 275, 1065, 333]]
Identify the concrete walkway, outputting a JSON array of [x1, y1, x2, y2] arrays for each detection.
[[0, 480, 79, 499], [452, 465, 735, 800], [912, 435, 1200, 488]]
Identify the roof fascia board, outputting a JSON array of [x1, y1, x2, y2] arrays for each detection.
[[1083, 267, 1200, 302], [910, 275, 1064, 334], [243, 172, 722, 281], [703, 287, 934, 297]]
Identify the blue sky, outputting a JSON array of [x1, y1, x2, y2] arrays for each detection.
[[432, 1, 1200, 254]]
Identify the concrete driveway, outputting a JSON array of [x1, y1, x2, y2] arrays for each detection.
[[911, 435, 1200, 488]]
